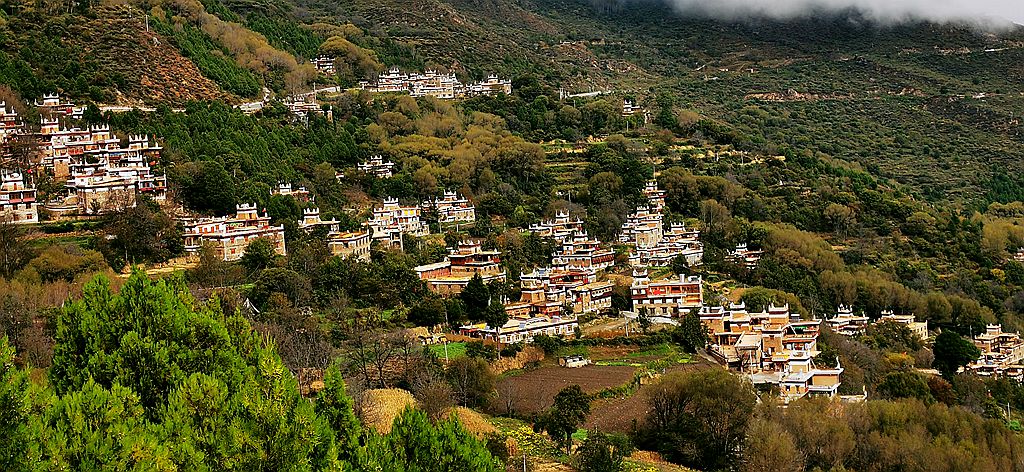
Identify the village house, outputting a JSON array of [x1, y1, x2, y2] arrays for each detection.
[[619, 205, 663, 247], [630, 269, 703, 316], [327, 230, 372, 261], [466, 74, 513, 96], [622, 99, 643, 117], [969, 324, 1024, 379], [34, 92, 85, 119], [282, 95, 327, 122], [181, 204, 287, 262], [297, 207, 339, 232], [364, 197, 429, 247], [297, 207, 370, 260], [825, 305, 870, 336], [551, 230, 615, 272], [357, 155, 396, 179], [0, 170, 38, 224], [458, 314, 578, 345], [643, 180, 666, 212], [518, 267, 613, 316], [273, 182, 311, 201], [700, 302, 841, 402], [628, 222, 704, 268], [878, 311, 929, 340], [0, 101, 23, 144], [727, 243, 764, 270], [311, 55, 335, 75], [529, 210, 585, 243], [826, 307, 929, 340], [413, 240, 506, 295], [422, 190, 475, 224], [359, 68, 511, 99]]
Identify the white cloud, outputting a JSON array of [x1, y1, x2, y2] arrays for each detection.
[[657, 0, 1023, 27]]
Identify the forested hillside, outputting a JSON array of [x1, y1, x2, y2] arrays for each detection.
[[4, 0, 1024, 471]]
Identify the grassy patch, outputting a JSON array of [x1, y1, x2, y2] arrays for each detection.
[[429, 341, 466, 360]]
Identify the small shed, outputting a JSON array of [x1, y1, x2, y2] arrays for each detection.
[[559, 355, 591, 368]]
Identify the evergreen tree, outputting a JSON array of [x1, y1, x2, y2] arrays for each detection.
[[539, 385, 591, 454], [673, 308, 708, 353], [316, 364, 362, 461], [933, 330, 981, 378], [460, 274, 490, 320], [0, 337, 31, 472]]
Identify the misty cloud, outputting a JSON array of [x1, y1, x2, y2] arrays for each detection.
[[656, 0, 1023, 26]]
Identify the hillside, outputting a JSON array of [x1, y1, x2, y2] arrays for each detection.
[[0, 4, 233, 104], [198, 0, 1024, 206]]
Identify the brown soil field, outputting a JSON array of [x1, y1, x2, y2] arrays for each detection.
[[584, 359, 717, 433], [498, 365, 637, 414]]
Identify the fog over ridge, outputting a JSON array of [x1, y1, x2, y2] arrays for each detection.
[[650, 0, 1023, 26]]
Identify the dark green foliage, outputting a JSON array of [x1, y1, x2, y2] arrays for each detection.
[[96, 198, 183, 268], [933, 330, 981, 378], [862, 320, 924, 352], [573, 430, 632, 472], [482, 301, 509, 331], [445, 356, 496, 408], [249, 267, 312, 309], [245, 15, 323, 59], [876, 371, 934, 403], [639, 369, 755, 470], [538, 384, 591, 454], [4, 271, 499, 470], [171, 160, 238, 215], [313, 251, 426, 309], [316, 364, 362, 460], [0, 222, 34, 279], [366, 407, 501, 471], [670, 254, 690, 276], [0, 337, 31, 472], [460, 274, 491, 320], [465, 341, 498, 361], [532, 334, 563, 356], [408, 295, 447, 327], [672, 308, 708, 353], [109, 103, 361, 216], [240, 237, 279, 274]]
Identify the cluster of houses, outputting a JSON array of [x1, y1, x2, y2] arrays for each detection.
[[969, 324, 1024, 380], [34, 93, 86, 120], [181, 204, 287, 262], [621, 181, 704, 269], [39, 120, 167, 216], [297, 207, 372, 261], [364, 197, 430, 249], [1, 97, 167, 222], [357, 155, 396, 179], [700, 302, 842, 402], [1, 103, 36, 224], [422, 190, 475, 225], [825, 305, 929, 339], [406, 234, 614, 345], [357, 68, 512, 99]]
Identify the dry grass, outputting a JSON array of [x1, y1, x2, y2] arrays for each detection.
[[447, 406, 497, 437], [359, 388, 416, 434]]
